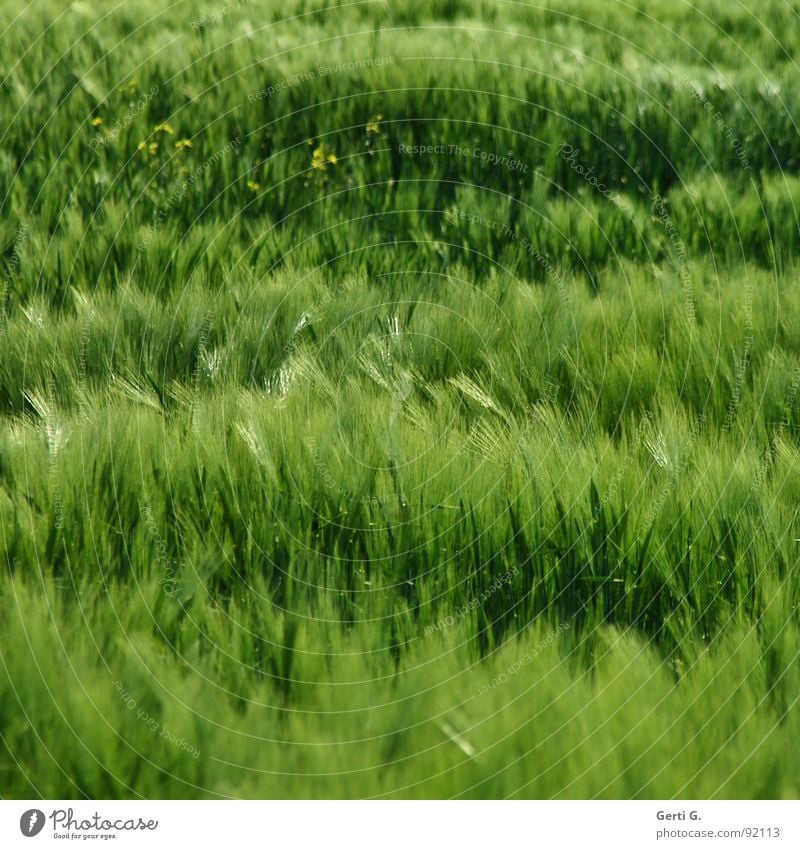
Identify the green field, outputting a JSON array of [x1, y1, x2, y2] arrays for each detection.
[[1, 0, 799, 798]]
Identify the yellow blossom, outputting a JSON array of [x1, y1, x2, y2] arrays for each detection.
[[247, 180, 260, 191], [366, 113, 383, 134], [148, 142, 159, 154], [311, 144, 337, 171], [174, 139, 193, 149], [91, 117, 104, 127], [153, 122, 174, 134]]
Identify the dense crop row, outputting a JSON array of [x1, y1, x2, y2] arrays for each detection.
[[1, 0, 798, 798]]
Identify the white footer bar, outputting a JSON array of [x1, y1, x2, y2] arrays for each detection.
[[2, 800, 797, 848]]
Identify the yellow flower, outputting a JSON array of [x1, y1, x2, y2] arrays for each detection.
[[174, 139, 193, 149], [311, 144, 337, 171], [366, 113, 383, 134], [247, 180, 260, 191], [153, 122, 174, 134], [91, 117, 104, 127], [148, 142, 159, 155], [137, 140, 146, 151]]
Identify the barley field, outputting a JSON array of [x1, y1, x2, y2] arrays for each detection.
[[1, 0, 799, 799]]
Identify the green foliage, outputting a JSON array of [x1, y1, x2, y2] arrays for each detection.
[[1, 0, 799, 798]]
